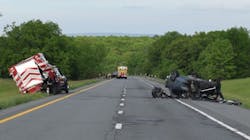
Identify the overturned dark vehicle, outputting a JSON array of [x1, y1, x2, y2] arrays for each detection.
[[153, 71, 224, 100]]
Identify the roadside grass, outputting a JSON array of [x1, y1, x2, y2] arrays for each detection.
[[68, 79, 101, 90], [0, 78, 101, 110], [222, 77, 250, 109], [0, 79, 47, 109]]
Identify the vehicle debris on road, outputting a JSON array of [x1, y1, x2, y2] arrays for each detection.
[[151, 71, 242, 106]]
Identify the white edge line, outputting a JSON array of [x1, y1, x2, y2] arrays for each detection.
[[176, 99, 250, 140], [140, 77, 250, 140]]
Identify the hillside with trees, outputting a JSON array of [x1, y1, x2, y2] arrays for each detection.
[[0, 20, 155, 79], [0, 20, 250, 80], [147, 29, 250, 79]]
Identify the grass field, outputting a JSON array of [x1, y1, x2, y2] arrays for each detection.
[[68, 79, 101, 90], [0, 78, 101, 110], [222, 77, 250, 109]]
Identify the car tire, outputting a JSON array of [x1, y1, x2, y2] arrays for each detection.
[[152, 91, 157, 98]]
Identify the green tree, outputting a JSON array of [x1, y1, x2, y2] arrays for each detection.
[[160, 36, 203, 75], [226, 27, 250, 78], [195, 39, 236, 79], [147, 32, 182, 74], [42, 36, 74, 78], [0, 20, 69, 78]]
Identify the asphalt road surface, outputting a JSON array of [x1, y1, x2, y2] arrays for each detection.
[[0, 77, 250, 140]]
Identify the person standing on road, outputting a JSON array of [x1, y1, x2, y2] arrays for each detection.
[[216, 78, 224, 100]]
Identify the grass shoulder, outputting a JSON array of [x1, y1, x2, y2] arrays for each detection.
[[68, 79, 102, 90], [222, 77, 250, 109], [0, 78, 102, 110]]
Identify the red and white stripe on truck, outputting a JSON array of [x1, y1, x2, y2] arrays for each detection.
[[8, 53, 52, 94]]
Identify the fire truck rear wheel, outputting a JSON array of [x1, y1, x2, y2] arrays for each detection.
[[65, 88, 69, 93]]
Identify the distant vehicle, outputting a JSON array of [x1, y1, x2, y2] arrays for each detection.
[[111, 71, 118, 78], [117, 66, 128, 79], [9, 53, 69, 94]]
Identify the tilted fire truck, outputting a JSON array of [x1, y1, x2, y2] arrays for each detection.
[[8, 53, 69, 94]]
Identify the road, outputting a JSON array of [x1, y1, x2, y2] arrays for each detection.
[[0, 77, 250, 140]]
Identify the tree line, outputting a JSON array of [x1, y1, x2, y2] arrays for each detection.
[[0, 19, 250, 80], [146, 29, 250, 79], [0, 20, 154, 79], [0, 20, 106, 79]]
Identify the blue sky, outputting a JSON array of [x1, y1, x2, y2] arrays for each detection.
[[1, 0, 250, 35]]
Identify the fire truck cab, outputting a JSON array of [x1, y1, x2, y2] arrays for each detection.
[[117, 66, 128, 79]]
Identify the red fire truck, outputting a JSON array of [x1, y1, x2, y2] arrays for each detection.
[[9, 53, 69, 94]]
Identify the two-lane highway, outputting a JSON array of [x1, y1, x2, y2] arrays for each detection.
[[0, 77, 249, 140]]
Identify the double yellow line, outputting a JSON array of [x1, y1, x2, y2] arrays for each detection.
[[0, 80, 111, 124]]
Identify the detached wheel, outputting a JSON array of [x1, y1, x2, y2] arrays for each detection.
[[152, 87, 162, 98], [152, 91, 157, 98], [155, 90, 162, 98]]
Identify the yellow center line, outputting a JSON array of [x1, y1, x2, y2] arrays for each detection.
[[0, 80, 112, 124]]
